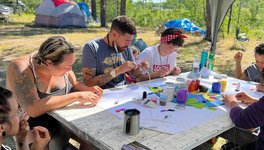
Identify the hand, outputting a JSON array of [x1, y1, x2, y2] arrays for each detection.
[[234, 52, 243, 63], [256, 84, 264, 92], [236, 92, 257, 105], [223, 94, 239, 109], [77, 91, 101, 106], [171, 67, 181, 75], [154, 68, 169, 78], [15, 118, 30, 142], [31, 126, 51, 150], [87, 86, 103, 97], [116, 61, 137, 75], [138, 61, 149, 72]]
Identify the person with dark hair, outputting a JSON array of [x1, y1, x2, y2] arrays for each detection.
[[82, 15, 147, 88], [6, 36, 103, 149], [234, 43, 264, 83], [0, 86, 50, 150], [135, 28, 187, 82]]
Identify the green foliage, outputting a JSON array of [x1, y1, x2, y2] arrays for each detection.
[[0, 0, 42, 13], [127, 0, 206, 28], [127, 0, 263, 36], [1, 0, 263, 35], [106, 0, 121, 22], [22, 0, 42, 13]]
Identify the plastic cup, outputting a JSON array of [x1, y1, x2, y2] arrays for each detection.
[[164, 82, 175, 102], [220, 79, 227, 92], [176, 89, 188, 109], [159, 92, 168, 106]]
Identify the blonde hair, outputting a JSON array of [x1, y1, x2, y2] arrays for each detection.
[[35, 36, 75, 65]]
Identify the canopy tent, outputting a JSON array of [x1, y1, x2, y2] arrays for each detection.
[[34, 0, 86, 27], [208, 0, 235, 70]]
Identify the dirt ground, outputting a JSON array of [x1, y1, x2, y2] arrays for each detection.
[[1, 23, 262, 149]]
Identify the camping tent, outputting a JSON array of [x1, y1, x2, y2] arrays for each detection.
[[34, 0, 86, 27]]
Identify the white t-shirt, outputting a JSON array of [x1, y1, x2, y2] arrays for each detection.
[[136, 45, 177, 73]]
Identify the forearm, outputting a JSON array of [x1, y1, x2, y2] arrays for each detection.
[[235, 62, 243, 79], [84, 72, 113, 87], [73, 81, 90, 91], [15, 139, 30, 150], [27, 93, 78, 117], [136, 73, 151, 82], [169, 71, 177, 75], [136, 72, 161, 82], [130, 68, 143, 78]]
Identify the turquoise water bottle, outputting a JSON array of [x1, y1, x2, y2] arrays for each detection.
[[199, 49, 208, 70]]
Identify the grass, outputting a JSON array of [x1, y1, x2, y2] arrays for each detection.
[[0, 13, 262, 149], [1, 13, 262, 85], [1, 13, 262, 86]]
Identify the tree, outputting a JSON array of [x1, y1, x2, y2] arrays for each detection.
[[91, 0, 97, 21], [237, 0, 242, 24], [100, 0, 107, 27], [120, 0, 126, 15]]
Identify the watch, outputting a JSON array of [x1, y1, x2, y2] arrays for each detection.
[[110, 70, 116, 78]]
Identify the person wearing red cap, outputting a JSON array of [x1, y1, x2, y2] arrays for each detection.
[[136, 28, 187, 82]]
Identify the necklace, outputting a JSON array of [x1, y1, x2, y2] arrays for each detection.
[[158, 45, 169, 66], [107, 34, 119, 68], [106, 34, 124, 83]]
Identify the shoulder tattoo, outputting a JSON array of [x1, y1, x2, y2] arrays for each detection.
[[13, 66, 36, 107]]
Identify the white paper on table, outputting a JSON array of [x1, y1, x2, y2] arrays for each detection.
[[101, 76, 263, 134], [225, 78, 264, 99], [107, 100, 227, 134], [98, 80, 169, 109], [98, 85, 156, 109]]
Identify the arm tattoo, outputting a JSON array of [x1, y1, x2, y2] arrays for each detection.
[[84, 67, 113, 87], [85, 68, 96, 76], [130, 68, 142, 78], [94, 73, 113, 86], [12, 64, 37, 108]]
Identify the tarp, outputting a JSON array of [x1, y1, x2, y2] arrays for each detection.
[[209, 0, 235, 55], [35, 0, 86, 27], [77, 2, 91, 19], [165, 18, 206, 36]]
